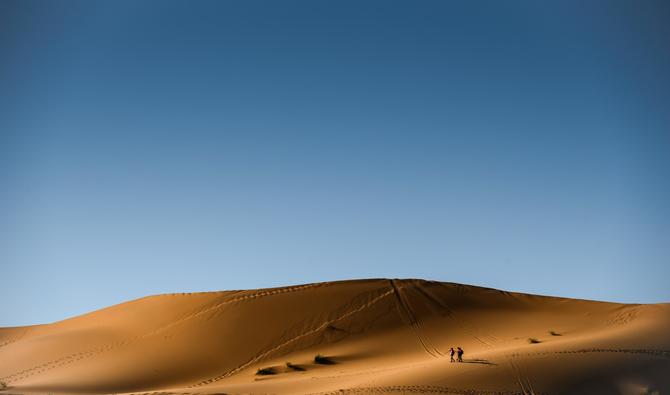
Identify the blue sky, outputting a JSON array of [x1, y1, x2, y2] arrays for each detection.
[[1, 1, 669, 326]]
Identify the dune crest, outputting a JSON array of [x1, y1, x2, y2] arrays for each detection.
[[1, 279, 669, 394]]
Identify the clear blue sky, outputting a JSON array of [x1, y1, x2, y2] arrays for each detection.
[[1, 1, 669, 326]]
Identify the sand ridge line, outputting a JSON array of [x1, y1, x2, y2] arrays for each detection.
[[306, 384, 544, 395], [508, 348, 670, 359], [0, 282, 333, 384], [389, 280, 444, 359], [188, 286, 397, 388]]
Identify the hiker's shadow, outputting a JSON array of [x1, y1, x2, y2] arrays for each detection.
[[462, 358, 497, 366]]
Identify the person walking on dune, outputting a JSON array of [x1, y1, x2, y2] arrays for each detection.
[[457, 346, 464, 362], [450, 347, 455, 362]]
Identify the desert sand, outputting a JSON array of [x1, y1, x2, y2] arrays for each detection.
[[1, 279, 668, 395]]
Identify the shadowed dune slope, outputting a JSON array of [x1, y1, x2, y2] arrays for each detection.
[[1, 279, 669, 395]]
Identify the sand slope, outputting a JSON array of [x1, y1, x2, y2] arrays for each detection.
[[1, 279, 669, 394]]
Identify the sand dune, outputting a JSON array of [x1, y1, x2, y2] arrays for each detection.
[[1, 279, 668, 394]]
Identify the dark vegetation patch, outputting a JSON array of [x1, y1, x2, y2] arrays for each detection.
[[314, 354, 336, 364], [256, 367, 276, 375], [286, 362, 306, 371]]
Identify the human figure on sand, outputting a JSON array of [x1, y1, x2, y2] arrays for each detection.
[[457, 346, 464, 362], [450, 347, 455, 362]]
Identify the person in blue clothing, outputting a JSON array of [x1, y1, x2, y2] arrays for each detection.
[[457, 346, 464, 362], [450, 347, 455, 362]]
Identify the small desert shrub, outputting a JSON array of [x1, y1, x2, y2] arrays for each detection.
[[314, 354, 335, 365], [286, 362, 306, 371], [549, 330, 562, 336], [0, 381, 7, 389], [256, 367, 275, 375], [528, 338, 541, 344]]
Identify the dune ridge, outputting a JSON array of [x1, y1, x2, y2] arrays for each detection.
[[1, 278, 668, 395]]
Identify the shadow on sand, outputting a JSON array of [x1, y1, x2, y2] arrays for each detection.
[[462, 358, 497, 366]]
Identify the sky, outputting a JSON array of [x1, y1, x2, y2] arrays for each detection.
[[1, 0, 669, 327]]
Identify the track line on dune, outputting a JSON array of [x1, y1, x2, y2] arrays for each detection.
[[508, 348, 670, 359], [607, 306, 640, 326], [414, 282, 501, 352], [507, 358, 536, 395], [0, 327, 30, 349], [499, 347, 670, 395], [188, 287, 396, 387], [0, 282, 332, 384], [389, 280, 444, 359], [306, 384, 544, 395]]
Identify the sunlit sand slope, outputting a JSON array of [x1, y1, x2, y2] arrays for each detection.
[[1, 279, 669, 394]]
